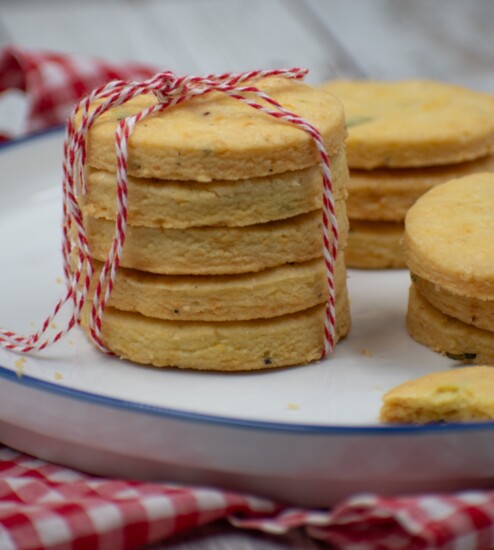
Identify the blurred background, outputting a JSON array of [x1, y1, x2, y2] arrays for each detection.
[[2, 0, 493, 139], [1, 0, 493, 138], [1, 0, 493, 85], [2, 0, 493, 141]]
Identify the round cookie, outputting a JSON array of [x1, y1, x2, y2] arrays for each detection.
[[82, 205, 349, 275], [347, 154, 494, 222], [407, 285, 494, 365], [321, 80, 494, 169], [81, 288, 351, 371], [345, 220, 405, 269], [84, 77, 346, 181], [81, 148, 349, 228], [412, 273, 494, 332], [404, 173, 494, 299], [83, 255, 347, 322], [380, 366, 494, 424]]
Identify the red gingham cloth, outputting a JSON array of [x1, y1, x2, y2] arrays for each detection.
[[2, 45, 494, 549], [2, 445, 494, 550], [0, 45, 158, 140]]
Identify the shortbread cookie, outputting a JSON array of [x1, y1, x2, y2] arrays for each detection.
[[380, 366, 494, 424], [83, 205, 349, 275], [404, 173, 494, 299], [412, 273, 494, 332], [321, 80, 494, 169], [81, 288, 351, 371], [81, 149, 349, 228], [83, 255, 347, 322], [407, 285, 494, 365], [348, 154, 494, 222], [84, 77, 346, 181], [345, 220, 405, 269]]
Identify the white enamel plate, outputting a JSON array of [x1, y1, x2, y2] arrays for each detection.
[[1, 130, 493, 507]]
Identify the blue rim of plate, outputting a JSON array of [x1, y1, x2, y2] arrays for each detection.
[[2, 127, 494, 436], [0, 124, 65, 150]]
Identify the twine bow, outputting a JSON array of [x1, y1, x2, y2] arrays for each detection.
[[0, 68, 338, 358]]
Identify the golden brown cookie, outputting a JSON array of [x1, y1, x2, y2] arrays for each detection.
[[321, 80, 494, 169], [80, 148, 349, 228], [407, 285, 494, 365], [83, 255, 347, 322], [80, 287, 351, 371], [84, 77, 346, 181], [347, 154, 494, 222], [412, 273, 494, 332], [345, 219, 405, 269], [404, 173, 494, 299], [82, 205, 349, 275], [380, 366, 494, 424]]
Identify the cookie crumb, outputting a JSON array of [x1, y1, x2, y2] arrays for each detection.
[[15, 357, 26, 378], [361, 348, 373, 358], [51, 323, 57, 330], [54, 372, 63, 380], [55, 277, 63, 284], [287, 402, 299, 411]]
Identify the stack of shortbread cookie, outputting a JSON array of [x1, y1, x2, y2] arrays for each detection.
[[404, 173, 494, 365], [321, 80, 494, 269], [77, 77, 351, 371]]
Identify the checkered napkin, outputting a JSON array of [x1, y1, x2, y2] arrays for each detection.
[[3, 446, 494, 550], [2, 45, 494, 549], [0, 45, 158, 140]]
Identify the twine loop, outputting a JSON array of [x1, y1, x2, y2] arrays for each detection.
[[0, 68, 338, 358]]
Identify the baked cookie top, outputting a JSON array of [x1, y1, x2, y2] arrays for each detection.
[[83, 76, 346, 181], [380, 366, 494, 423], [321, 80, 494, 169], [404, 173, 494, 299]]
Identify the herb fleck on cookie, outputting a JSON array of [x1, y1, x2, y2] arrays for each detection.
[[346, 115, 374, 128]]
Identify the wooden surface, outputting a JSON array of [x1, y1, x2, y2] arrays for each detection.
[[1, 1, 493, 548]]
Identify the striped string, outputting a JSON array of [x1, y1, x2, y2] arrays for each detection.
[[0, 68, 338, 357]]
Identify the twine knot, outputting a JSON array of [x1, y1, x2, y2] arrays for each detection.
[[152, 71, 185, 102]]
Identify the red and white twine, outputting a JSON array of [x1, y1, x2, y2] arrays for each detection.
[[0, 68, 339, 357]]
